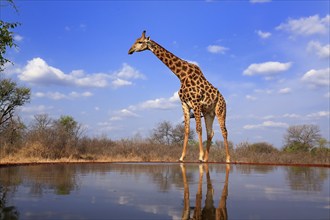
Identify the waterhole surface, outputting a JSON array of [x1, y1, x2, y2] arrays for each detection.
[[0, 163, 329, 220]]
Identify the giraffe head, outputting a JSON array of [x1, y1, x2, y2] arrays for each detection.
[[128, 30, 151, 55]]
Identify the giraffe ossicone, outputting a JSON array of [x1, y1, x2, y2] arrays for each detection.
[[128, 31, 230, 163]]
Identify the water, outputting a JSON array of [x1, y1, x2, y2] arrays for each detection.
[[0, 163, 329, 220]]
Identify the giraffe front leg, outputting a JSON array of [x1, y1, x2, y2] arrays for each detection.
[[204, 114, 215, 162], [194, 108, 204, 162], [179, 102, 190, 162]]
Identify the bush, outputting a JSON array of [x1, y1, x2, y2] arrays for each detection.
[[236, 142, 278, 154]]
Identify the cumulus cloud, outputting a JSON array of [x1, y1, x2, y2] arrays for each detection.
[[185, 59, 199, 66], [243, 61, 292, 76], [110, 92, 180, 121], [254, 89, 273, 94], [19, 58, 69, 85], [256, 30, 271, 39], [307, 41, 330, 58], [139, 92, 180, 110], [14, 34, 24, 42], [301, 68, 329, 87], [19, 105, 53, 114], [34, 91, 93, 100], [245, 95, 257, 101], [207, 45, 229, 54], [243, 121, 288, 129], [306, 111, 330, 118], [282, 113, 301, 119], [111, 78, 132, 88], [276, 14, 330, 36], [278, 87, 291, 94], [15, 58, 144, 88], [113, 63, 145, 80], [110, 108, 139, 121]]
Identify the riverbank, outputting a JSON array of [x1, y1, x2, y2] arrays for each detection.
[[1, 157, 329, 168], [1, 140, 329, 168]]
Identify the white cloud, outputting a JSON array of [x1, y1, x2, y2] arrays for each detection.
[[307, 41, 330, 58], [301, 68, 329, 87], [278, 87, 291, 94], [111, 78, 132, 88], [276, 14, 330, 36], [79, 24, 87, 31], [245, 95, 257, 101], [250, 0, 271, 3], [19, 57, 69, 85], [14, 34, 24, 42], [243, 121, 289, 129], [254, 89, 273, 94], [139, 92, 180, 110], [34, 91, 93, 100], [2, 62, 22, 75], [110, 92, 180, 121], [73, 71, 110, 87], [114, 63, 145, 80], [19, 105, 53, 114], [207, 45, 229, 54], [35, 92, 66, 100], [282, 113, 301, 119], [243, 61, 292, 76], [110, 109, 139, 121], [15, 57, 144, 88], [185, 59, 199, 66], [306, 111, 330, 119], [97, 121, 118, 132], [256, 30, 271, 39]]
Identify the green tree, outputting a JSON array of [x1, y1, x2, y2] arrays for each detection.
[[283, 124, 322, 152], [150, 121, 173, 145], [52, 115, 84, 157], [150, 120, 195, 145], [0, 78, 30, 132], [0, 0, 20, 71], [0, 0, 30, 144], [171, 123, 195, 145]]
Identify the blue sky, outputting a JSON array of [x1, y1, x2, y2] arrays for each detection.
[[2, 0, 329, 148]]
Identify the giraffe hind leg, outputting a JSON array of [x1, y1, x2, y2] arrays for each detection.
[[215, 99, 231, 163]]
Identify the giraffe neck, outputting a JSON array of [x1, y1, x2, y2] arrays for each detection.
[[149, 40, 188, 80]]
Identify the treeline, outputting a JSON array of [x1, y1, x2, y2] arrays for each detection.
[[0, 114, 329, 164]]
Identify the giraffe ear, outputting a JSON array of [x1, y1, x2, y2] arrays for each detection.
[[146, 36, 150, 40]]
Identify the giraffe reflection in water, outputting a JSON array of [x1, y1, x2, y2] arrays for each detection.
[[181, 164, 230, 220]]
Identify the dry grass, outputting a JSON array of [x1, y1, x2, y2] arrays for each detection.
[[1, 139, 329, 167]]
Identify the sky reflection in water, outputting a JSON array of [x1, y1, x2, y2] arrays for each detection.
[[0, 163, 329, 220]]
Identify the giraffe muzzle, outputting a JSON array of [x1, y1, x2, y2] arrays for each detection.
[[128, 48, 135, 55]]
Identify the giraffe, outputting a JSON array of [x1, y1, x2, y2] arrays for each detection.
[[180, 164, 230, 220], [128, 31, 230, 163]]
